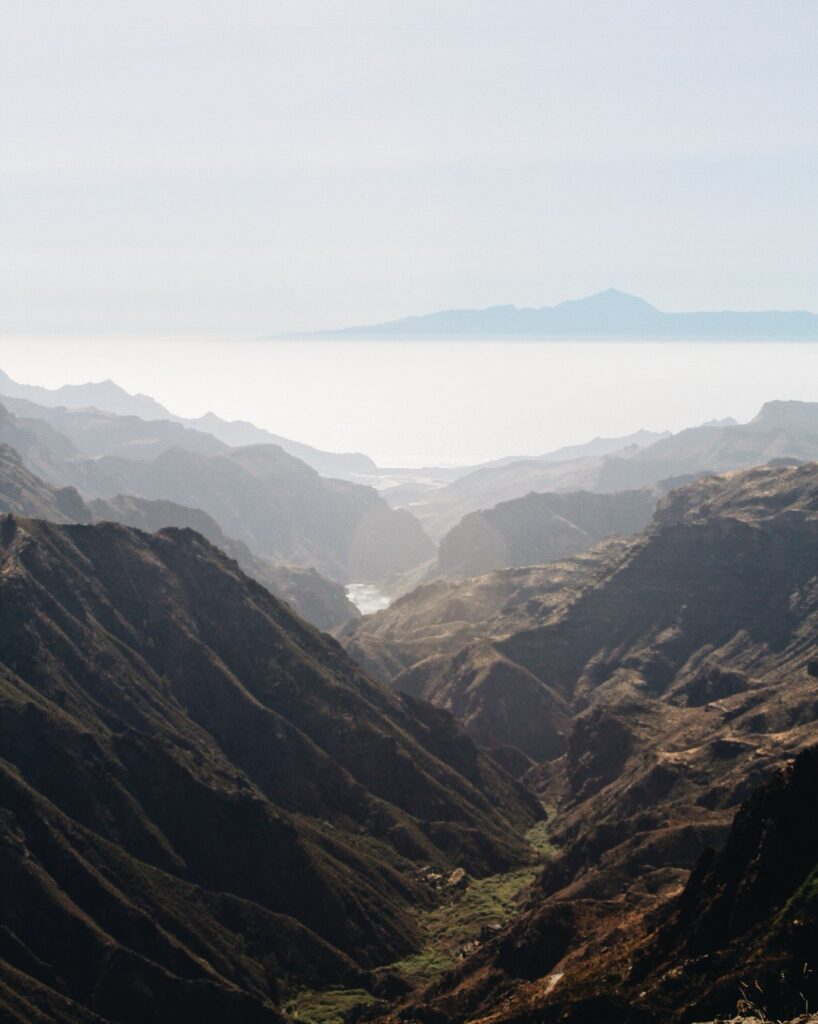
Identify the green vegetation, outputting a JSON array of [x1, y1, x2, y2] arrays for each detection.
[[282, 987, 376, 1019], [775, 862, 818, 930], [283, 816, 555, 1022], [390, 861, 538, 985], [392, 817, 554, 987], [526, 815, 555, 857], [283, 988, 376, 1024]]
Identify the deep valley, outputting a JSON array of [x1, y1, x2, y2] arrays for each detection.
[[2, 369, 818, 1024]]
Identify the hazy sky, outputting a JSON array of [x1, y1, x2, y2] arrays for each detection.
[[1, 1, 817, 334], [3, 337, 818, 465]]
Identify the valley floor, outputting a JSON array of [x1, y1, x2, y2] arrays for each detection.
[[284, 819, 553, 1024]]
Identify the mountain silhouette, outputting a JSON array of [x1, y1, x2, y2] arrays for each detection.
[[290, 289, 818, 339]]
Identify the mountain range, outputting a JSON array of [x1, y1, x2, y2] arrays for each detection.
[[435, 487, 661, 579], [0, 442, 359, 631], [0, 370, 375, 480], [347, 462, 818, 1023], [0, 399, 432, 586], [401, 399, 818, 541], [4, 362, 818, 1023], [0, 515, 539, 1023], [290, 289, 818, 339]]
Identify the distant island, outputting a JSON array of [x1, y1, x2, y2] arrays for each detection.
[[284, 288, 818, 339]]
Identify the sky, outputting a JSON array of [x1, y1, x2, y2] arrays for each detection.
[[1, 1, 817, 335]]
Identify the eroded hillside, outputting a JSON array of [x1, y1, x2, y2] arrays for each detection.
[[342, 463, 818, 1022], [0, 517, 540, 1023]]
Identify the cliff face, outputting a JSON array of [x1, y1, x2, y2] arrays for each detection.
[[633, 746, 818, 1022], [0, 517, 540, 1023]]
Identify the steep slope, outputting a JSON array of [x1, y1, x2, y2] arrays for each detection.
[[0, 396, 226, 460], [356, 463, 818, 1023], [0, 370, 378, 479], [389, 748, 818, 1024], [630, 746, 818, 1023], [0, 400, 433, 585], [340, 543, 625, 691], [354, 462, 818, 759], [90, 494, 360, 631], [436, 489, 657, 578], [409, 401, 818, 540], [0, 444, 89, 524], [0, 402, 89, 488], [0, 443, 357, 630], [0, 517, 540, 1023], [89, 444, 434, 582]]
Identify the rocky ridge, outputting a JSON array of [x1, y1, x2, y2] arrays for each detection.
[[343, 463, 818, 1022], [0, 516, 540, 1023], [0, 399, 433, 585], [0, 443, 357, 631]]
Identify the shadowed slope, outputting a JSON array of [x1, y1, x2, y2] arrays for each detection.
[[358, 464, 818, 1024], [0, 517, 539, 1022], [0, 442, 358, 630], [436, 488, 657, 578]]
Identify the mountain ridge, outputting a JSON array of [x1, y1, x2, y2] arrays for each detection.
[[0, 400, 433, 585], [0, 441, 359, 631], [285, 289, 818, 339], [0, 370, 377, 479], [0, 515, 540, 1022], [354, 462, 818, 1023]]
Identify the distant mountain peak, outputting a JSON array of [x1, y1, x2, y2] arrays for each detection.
[[0, 369, 173, 420], [751, 398, 818, 432], [286, 290, 818, 339], [555, 288, 659, 311]]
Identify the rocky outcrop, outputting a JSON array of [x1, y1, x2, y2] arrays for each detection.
[[631, 746, 818, 1021]]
